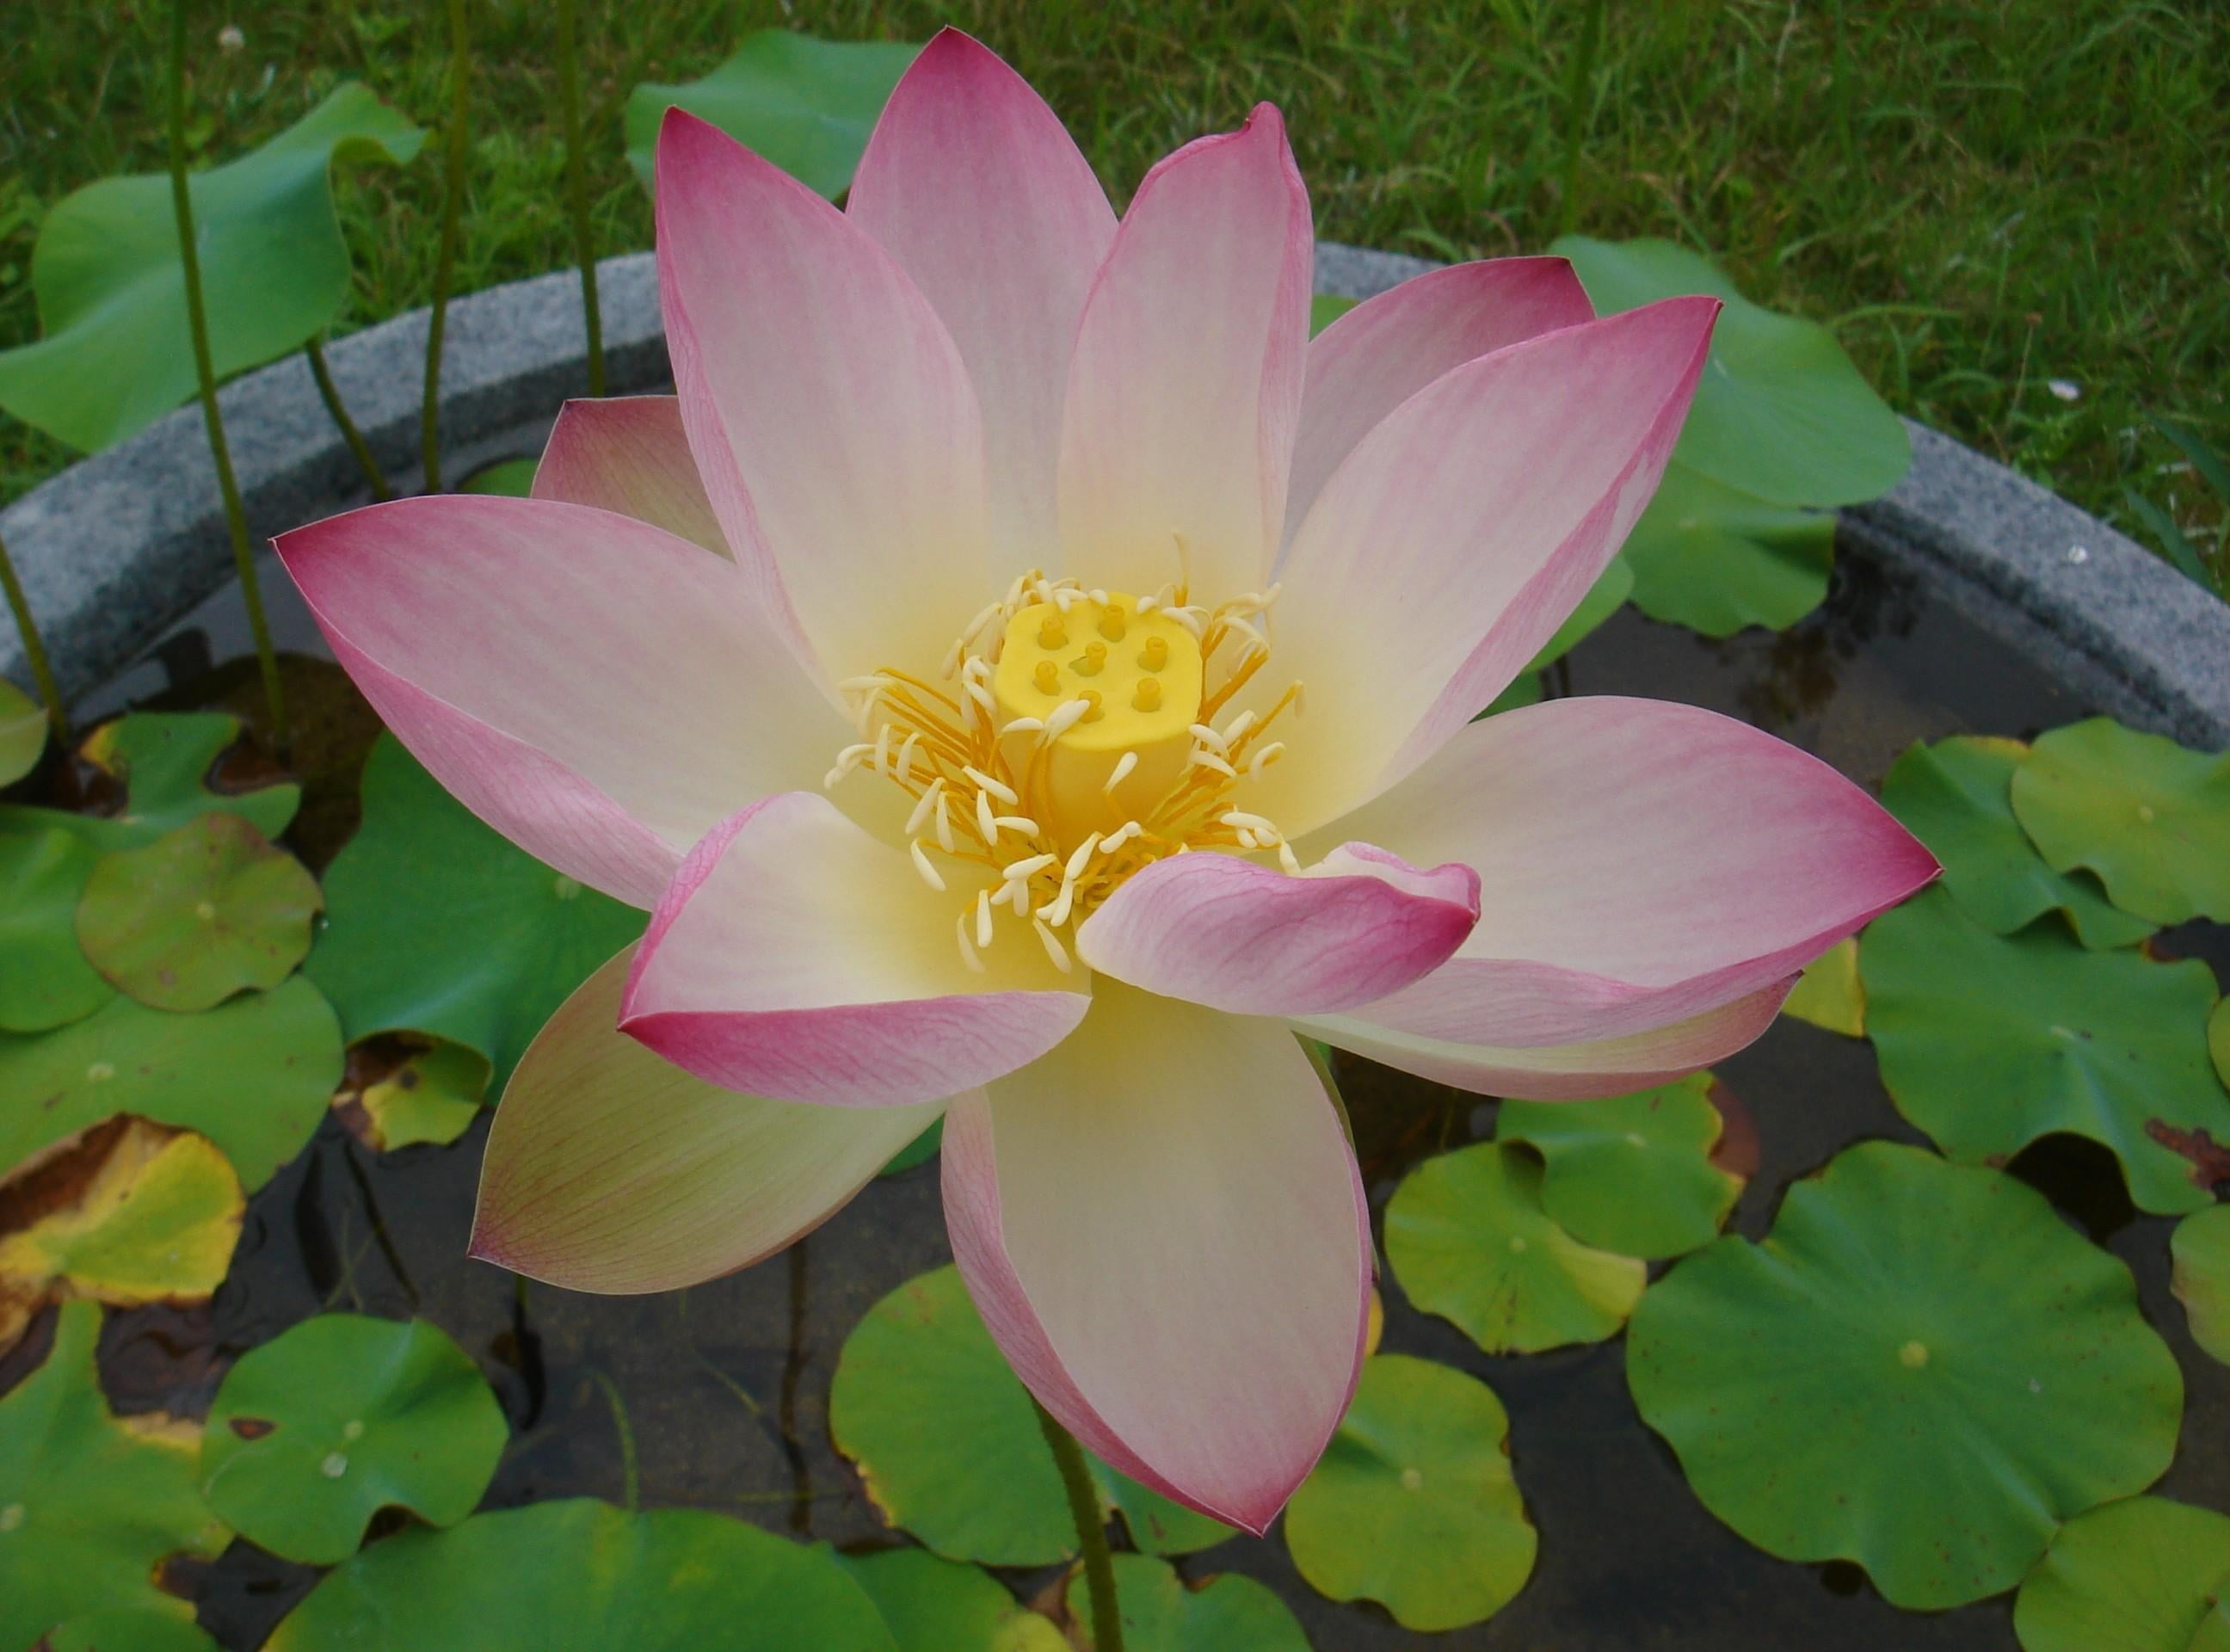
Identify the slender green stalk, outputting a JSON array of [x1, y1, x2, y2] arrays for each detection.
[[1033, 1400, 1124, 1652], [557, 0, 604, 396], [169, 0, 287, 755], [422, 0, 472, 491], [305, 337, 392, 501], [1556, 0, 1606, 238], [0, 527, 68, 748], [588, 1370, 639, 1512]]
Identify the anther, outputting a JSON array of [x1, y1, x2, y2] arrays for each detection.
[[1073, 641, 1107, 677], [955, 911, 986, 974], [1080, 689, 1104, 722], [1038, 616, 1068, 649], [1104, 751, 1139, 793], [976, 789, 999, 843], [1003, 853, 1057, 882], [1032, 918, 1075, 973], [1134, 679, 1162, 712], [1140, 636, 1169, 671], [1098, 608, 1127, 642], [975, 890, 995, 949], [1033, 660, 1061, 694], [963, 767, 1019, 806], [904, 777, 946, 836], [909, 840, 946, 892]]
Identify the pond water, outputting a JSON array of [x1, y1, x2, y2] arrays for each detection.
[[22, 540, 2229, 1650]]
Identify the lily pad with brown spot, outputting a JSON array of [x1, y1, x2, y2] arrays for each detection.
[[330, 1033, 490, 1152], [0, 712, 299, 854]]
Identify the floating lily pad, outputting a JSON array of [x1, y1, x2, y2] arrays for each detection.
[[1863, 887, 2228, 1213], [1308, 293, 1358, 336], [1384, 1141, 1645, 1353], [39, 1609, 223, 1652], [305, 736, 644, 1094], [832, 1548, 1065, 1652], [1284, 1353, 1537, 1631], [76, 814, 321, 1012], [2011, 1496, 2230, 1652], [0, 681, 43, 786], [265, 1498, 896, 1651], [1629, 1142, 2182, 1610], [1496, 1074, 1744, 1261], [0, 1300, 230, 1647], [0, 1118, 243, 1352], [1882, 737, 2151, 947], [200, 1313, 508, 1565], [2215, 998, 2230, 1091], [2196, 1599, 2230, 1652], [2172, 1205, 2230, 1367], [1068, 1553, 1312, 1651], [0, 977, 342, 1190], [0, 85, 422, 453], [2010, 719, 2230, 927], [829, 1265, 1234, 1567], [878, 1118, 943, 1178], [1781, 935, 1865, 1035], [458, 457, 539, 496], [1620, 460, 1837, 635], [331, 1034, 490, 1153], [0, 712, 299, 854], [0, 828, 108, 1033], [626, 30, 921, 199]]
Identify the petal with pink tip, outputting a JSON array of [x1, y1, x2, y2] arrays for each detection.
[[1296, 979, 1795, 1101], [1257, 297, 1720, 837], [1307, 696, 1938, 1046], [942, 981, 1370, 1532], [275, 495, 845, 907], [619, 792, 1090, 1106], [849, 30, 1114, 574], [533, 395, 728, 557], [1056, 105, 1312, 602], [1283, 257, 1595, 549], [471, 949, 946, 1292], [656, 109, 990, 686], [1074, 843, 1477, 1014]]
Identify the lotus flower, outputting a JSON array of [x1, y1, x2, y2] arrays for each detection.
[[275, 30, 1936, 1531]]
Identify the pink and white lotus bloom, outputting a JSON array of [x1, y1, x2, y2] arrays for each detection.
[[274, 31, 1936, 1532]]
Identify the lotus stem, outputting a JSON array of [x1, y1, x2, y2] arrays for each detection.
[[588, 1369, 639, 1513], [423, 0, 472, 492], [1032, 1398, 1124, 1652], [0, 527, 68, 749], [169, 0, 288, 757], [1557, 0, 1605, 238], [305, 337, 392, 502], [557, 0, 605, 397]]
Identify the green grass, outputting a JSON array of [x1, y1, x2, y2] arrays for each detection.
[[3, 1, 2226, 563]]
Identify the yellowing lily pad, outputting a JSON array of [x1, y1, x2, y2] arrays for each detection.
[[1882, 737, 2152, 948], [0, 680, 44, 786], [832, 1548, 1065, 1652], [0, 977, 342, 1190], [1619, 459, 1837, 636], [1067, 1553, 1311, 1651], [76, 814, 322, 1011], [0, 827, 109, 1033], [1496, 1074, 1744, 1261], [2010, 719, 2230, 927], [1284, 1354, 1537, 1631], [200, 1313, 509, 1565], [0, 712, 299, 854], [331, 1034, 490, 1153], [0, 1300, 230, 1647], [1629, 1142, 2182, 1610], [1781, 936, 1866, 1035], [2011, 1496, 2230, 1652], [1862, 887, 2228, 1214], [0, 1117, 243, 1353], [39, 1609, 223, 1652], [1384, 1141, 1645, 1353], [2171, 1205, 2230, 1367]]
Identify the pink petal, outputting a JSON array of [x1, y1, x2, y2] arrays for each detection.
[[1055, 105, 1312, 603], [471, 949, 946, 1291], [1074, 843, 1477, 1014], [619, 792, 1090, 1106], [656, 109, 990, 685], [1311, 696, 1938, 1045], [1297, 978, 1795, 1101], [275, 496, 845, 907], [1283, 257, 1594, 549], [1257, 297, 1720, 837], [942, 983, 1370, 1532], [848, 30, 1115, 575], [533, 395, 728, 557]]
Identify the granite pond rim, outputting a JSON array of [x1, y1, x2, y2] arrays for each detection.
[[3, 240, 2225, 745]]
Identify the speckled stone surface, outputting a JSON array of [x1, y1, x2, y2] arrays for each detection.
[[3, 240, 2224, 749]]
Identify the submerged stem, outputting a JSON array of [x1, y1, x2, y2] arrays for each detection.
[[423, 0, 472, 491], [1557, 0, 1605, 238], [587, 1369, 639, 1512], [169, 0, 288, 756], [305, 337, 392, 501], [1032, 1398, 1124, 1652], [556, 0, 604, 396], [0, 527, 68, 749]]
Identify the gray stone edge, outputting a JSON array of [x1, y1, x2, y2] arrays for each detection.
[[4, 239, 2225, 749]]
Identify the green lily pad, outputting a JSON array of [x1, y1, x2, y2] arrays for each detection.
[[1384, 1141, 1645, 1353], [1284, 1353, 1537, 1631], [878, 1117, 943, 1178], [1781, 935, 1865, 1036], [2012, 1496, 2230, 1652], [0, 712, 299, 854], [2010, 718, 2230, 927], [40, 1610, 223, 1652], [1882, 736, 2151, 948], [832, 1548, 1065, 1652], [0, 85, 422, 453], [1862, 886, 2228, 1214], [2171, 1204, 2230, 1366], [1620, 460, 1838, 635], [333, 1034, 490, 1153], [0, 1300, 231, 1647], [1308, 293, 1358, 336], [305, 735, 645, 1094], [2195, 1599, 2230, 1652], [76, 814, 322, 1012], [265, 1498, 896, 1652], [829, 1265, 1234, 1567], [1068, 1553, 1312, 1651], [0, 976, 342, 1189], [2214, 998, 2230, 1090], [200, 1313, 508, 1565], [1629, 1141, 2182, 1610], [0, 828, 109, 1033], [0, 681, 44, 786], [626, 30, 921, 200], [1530, 553, 1633, 670], [1496, 1074, 1744, 1261], [1551, 235, 1910, 509]]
